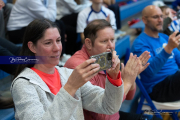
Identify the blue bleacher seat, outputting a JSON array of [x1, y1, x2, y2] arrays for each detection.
[[115, 35, 130, 59], [0, 70, 9, 80], [130, 20, 145, 32], [0, 108, 15, 120], [119, 0, 154, 21]]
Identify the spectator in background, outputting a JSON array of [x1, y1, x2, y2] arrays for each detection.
[[0, 0, 13, 38], [77, 0, 124, 43], [56, 0, 92, 55], [0, 37, 20, 109], [103, 0, 121, 30], [7, 0, 57, 44], [172, 0, 180, 11], [0, 0, 21, 75], [77, 0, 117, 43], [132, 5, 180, 103], [0, 0, 17, 109], [159, 6, 178, 36], [0, 37, 21, 75]]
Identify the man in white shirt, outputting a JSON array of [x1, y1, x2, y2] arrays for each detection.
[[7, 0, 56, 44], [77, 0, 116, 43]]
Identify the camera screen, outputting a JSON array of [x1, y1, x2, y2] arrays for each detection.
[[107, 53, 112, 60], [89, 52, 112, 71]]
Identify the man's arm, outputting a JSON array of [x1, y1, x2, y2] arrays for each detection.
[[133, 41, 170, 77], [28, 0, 56, 22], [81, 78, 124, 115], [58, 0, 91, 13], [133, 32, 180, 77]]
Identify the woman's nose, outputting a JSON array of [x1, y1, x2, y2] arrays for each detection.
[[53, 43, 60, 51]]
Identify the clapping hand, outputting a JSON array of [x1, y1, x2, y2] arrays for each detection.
[[120, 53, 141, 94], [137, 51, 150, 75], [121, 53, 140, 84]]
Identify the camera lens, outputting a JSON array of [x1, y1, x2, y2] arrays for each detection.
[[107, 53, 112, 60]]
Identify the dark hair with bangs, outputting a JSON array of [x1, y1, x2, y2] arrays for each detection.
[[14, 19, 59, 78]]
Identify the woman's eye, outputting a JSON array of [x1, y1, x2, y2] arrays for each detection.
[[45, 42, 51, 45]]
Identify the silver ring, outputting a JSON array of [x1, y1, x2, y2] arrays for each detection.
[[142, 63, 145, 66]]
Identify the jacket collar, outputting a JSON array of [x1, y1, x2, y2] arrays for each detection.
[[11, 67, 72, 94]]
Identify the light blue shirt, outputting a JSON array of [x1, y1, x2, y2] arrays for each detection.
[[132, 32, 180, 93]]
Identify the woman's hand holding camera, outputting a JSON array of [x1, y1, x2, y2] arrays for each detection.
[[106, 50, 120, 80], [64, 59, 100, 97]]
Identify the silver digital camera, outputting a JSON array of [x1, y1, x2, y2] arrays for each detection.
[[90, 51, 112, 72]]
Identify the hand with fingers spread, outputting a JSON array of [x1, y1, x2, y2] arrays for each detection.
[[137, 51, 151, 75], [121, 53, 141, 95], [64, 58, 100, 97], [106, 50, 120, 80], [165, 31, 180, 54]]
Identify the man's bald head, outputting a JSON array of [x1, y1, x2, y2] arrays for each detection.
[[142, 5, 164, 33], [142, 5, 162, 17]]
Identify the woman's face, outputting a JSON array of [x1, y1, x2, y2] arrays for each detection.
[[32, 27, 62, 67]]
